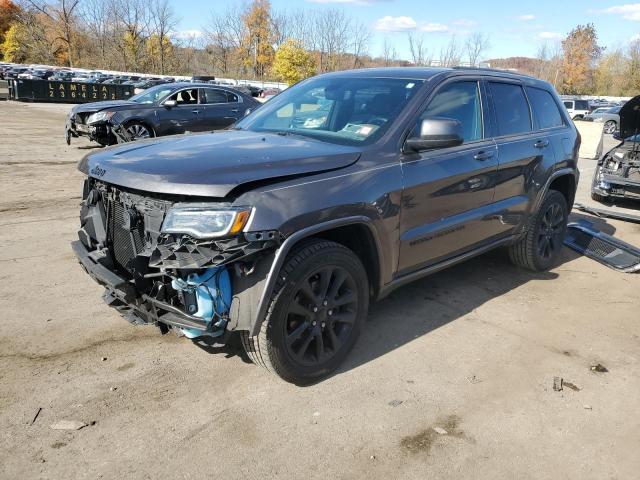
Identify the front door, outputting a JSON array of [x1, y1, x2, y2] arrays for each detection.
[[158, 87, 202, 134], [398, 79, 498, 274]]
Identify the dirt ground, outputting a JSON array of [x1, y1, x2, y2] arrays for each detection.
[[1, 101, 639, 480]]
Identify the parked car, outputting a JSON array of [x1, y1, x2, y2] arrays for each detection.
[[260, 87, 281, 100], [591, 95, 640, 202], [72, 67, 579, 384], [133, 78, 171, 93], [3, 66, 29, 79], [583, 106, 621, 134], [562, 99, 590, 119], [65, 82, 259, 146], [71, 73, 92, 83], [49, 70, 75, 82], [18, 68, 55, 80]]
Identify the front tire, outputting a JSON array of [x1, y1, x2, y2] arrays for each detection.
[[123, 121, 154, 141], [508, 190, 568, 271], [241, 240, 369, 384]]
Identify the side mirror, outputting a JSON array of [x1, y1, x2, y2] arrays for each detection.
[[164, 99, 177, 108], [405, 117, 464, 152]]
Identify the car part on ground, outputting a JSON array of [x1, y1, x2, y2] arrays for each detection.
[[564, 220, 640, 273], [573, 202, 640, 224], [72, 67, 580, 383]]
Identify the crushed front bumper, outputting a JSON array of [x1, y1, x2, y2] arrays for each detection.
[[71, 240, 228, 339], [65, 117, 112, 145]]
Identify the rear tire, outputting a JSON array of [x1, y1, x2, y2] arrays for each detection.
[[603, 120, 617, 135], [241, 239, 369, 384], [508, 190, 568, 271]]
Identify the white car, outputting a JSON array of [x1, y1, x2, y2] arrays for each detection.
[[562, 99, 590, 120]]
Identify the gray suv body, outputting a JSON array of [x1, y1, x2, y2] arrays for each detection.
[[73, 67, 580, 384]]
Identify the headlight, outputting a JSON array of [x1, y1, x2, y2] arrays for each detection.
[[161, 207, 251, 239], [87, 111, 114, 124]]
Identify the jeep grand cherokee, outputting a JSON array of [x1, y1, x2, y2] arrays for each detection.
[[72, 67, 579, 384]]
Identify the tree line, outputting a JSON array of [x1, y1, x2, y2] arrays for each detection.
[[0, 0, 638, 95]]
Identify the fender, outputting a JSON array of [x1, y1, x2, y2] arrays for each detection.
[[248, 216, 384, 336], [531, 167, 579, 214]]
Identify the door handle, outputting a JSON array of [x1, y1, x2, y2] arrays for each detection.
[[534, 139, 549, 148], [191, 109, 200, 114], [474, 150, 494, 161], [230, 109, 239, 113]]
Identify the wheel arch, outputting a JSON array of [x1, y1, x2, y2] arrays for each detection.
[[533, 168, 578, 215], [249, 216, 384, 336], [121, 117, 156, 137]]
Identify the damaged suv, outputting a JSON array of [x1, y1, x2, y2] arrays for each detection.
[[592, 95, 640, 202], [73, 68, 579, 384]]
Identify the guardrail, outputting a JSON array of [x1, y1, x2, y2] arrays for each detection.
[[9, 79, 133, 103]]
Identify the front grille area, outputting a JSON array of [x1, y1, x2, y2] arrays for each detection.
[[107, 195, 147, 273]]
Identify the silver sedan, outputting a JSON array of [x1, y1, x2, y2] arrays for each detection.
[[584, 106, 621, 134]]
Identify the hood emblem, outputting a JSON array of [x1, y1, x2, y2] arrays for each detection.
[[90, 164, 107, 177]]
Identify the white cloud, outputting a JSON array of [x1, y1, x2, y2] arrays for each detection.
[[601, 4, 640, 20], [631, 33, 640, 41], [452, 19, 477, 27], [518, 14, 536, 21], [307, 0, 389, 5], [538, 31, 563, 40], [420, 22, 450, 33], [172, 30, 203, 40], [374, 16, 417, 32]]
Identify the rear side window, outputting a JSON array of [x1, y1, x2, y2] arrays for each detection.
[[563, 101, 573, 109], [526, 87, 564, 129], [575, 100, 589, 110], [418, 81, 483, 143], [489, 82, 532, 136], [201, 88, 228, 104]]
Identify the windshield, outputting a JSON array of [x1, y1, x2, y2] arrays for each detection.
[[129, 85, 176, 104], [235, 76, 424, 145]]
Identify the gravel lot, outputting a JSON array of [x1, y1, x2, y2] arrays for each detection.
[[1, 101, 639, 480]]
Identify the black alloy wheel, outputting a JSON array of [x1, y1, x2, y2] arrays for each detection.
[[283, 265, 358, 367]]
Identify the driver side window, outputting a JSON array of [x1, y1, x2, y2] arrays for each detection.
[[167, 88, 198, 105], [416, 81, 483, 143]]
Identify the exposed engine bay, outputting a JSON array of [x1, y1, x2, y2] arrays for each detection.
[[593, 142, 640, 201], [74, 179, 280, 340]]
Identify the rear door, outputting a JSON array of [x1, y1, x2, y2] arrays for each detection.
[[398, 79, 499, 274], [487, 81, 558, 237], [199, 88, 243, 130]]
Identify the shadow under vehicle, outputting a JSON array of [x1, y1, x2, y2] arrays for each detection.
[[65, 82, 260, 146], [72, 67, 579, 384]]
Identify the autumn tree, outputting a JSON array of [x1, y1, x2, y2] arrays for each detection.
[[272, 39, 316, 85], [242, 0, 275, 79], [24, 0, 80, 66], [561, 23, 604, 94], [0, 0, 20, 55], [0, 22, 27, 61]]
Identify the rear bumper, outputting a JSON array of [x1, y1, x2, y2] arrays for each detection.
[[71, 240, 224, 337]]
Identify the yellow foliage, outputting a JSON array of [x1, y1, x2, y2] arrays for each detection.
[[273, 39, 316, 85], [0, 22, 26, 62]]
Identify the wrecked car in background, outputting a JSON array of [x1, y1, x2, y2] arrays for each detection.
[[72, 67, 579, 384], [65, 82, 259, 146], [592, 95, 640, 202]]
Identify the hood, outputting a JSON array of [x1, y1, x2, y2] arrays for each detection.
[[72, 100, 138, 114], [79, 130, 361, 198], [618, 95, 640, 139]]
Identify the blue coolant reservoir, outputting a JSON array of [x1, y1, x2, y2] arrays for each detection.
[[171, 266, 232, 338]]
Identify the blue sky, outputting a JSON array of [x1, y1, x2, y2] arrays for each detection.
[[175, 0, 640, 60]]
